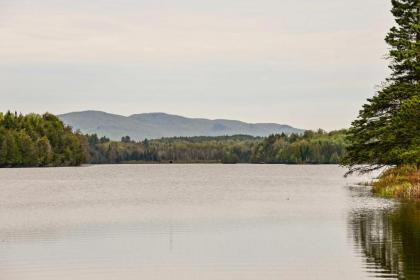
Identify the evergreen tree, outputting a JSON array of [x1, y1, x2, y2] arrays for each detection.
[[342, 0, 420, 174]]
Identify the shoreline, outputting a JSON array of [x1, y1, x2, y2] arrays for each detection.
[[372, 165, 420, 201], [0, 162, 344, 168]]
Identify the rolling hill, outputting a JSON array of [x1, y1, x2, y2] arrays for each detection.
[[58, 111, 304, 140]]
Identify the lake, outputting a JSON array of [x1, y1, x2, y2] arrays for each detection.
[[0, 165, 419, 280]]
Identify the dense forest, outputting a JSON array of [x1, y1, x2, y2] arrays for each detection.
[[0, 111, 85, 167], [83, 129, 347, 164], [0, 111, 347, 167]]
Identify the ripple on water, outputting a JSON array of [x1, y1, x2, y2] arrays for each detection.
[[0, 165, 419, 280]]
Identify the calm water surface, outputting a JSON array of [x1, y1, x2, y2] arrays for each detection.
[[0, 165, 419, 280]]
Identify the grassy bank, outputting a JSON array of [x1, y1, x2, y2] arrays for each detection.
[[372, 165, 420, 200]]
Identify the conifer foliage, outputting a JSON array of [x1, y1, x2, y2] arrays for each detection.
[[342, 0, 420, 174]]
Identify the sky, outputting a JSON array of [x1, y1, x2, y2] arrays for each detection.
[[0, 0, 394, 130]]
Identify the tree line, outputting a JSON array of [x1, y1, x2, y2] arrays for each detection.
[[0, 111, 85, 167], [82, 130, 347, 164], [0, 111, 348, 167]]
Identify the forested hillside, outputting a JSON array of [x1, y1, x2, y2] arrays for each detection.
[[0, 111, 85, 167]]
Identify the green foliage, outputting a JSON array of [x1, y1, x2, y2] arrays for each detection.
[[83, 131, 347, 164], [0, 111, 85, 167], [385, 0, 420, 83], [121, 136, 132, 143], [251, 130, 347, 164], [84, 135, 259, 164], [222, 152, 240, 164], [342, 0, 420, 174], [0, 111, 347, 167]]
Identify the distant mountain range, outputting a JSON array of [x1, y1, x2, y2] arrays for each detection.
[[58, 111, 304, 140]]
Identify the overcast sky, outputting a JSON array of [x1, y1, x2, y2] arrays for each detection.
[[0, 0, 393, 130]]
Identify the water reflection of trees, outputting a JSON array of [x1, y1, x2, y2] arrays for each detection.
[[349, 203, 420, 280]]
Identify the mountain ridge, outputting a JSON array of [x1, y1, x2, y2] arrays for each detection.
[[58, 110, 304, 140]]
